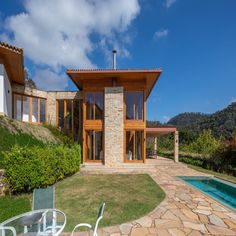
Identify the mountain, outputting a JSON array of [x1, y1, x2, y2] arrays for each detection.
[[167, 102, 236, 139]]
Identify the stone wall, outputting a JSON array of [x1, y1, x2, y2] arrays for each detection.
[[12, 83, 83, 126], [12, 83, 48, 98], [104, 87, 124, 167]]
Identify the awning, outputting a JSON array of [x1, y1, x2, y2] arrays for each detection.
[[146, 126, 177, 136], [67, 69, 162, 99], [0, 41, 25, 84]]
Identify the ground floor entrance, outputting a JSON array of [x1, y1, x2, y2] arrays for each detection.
[[85, 130, 103, 162], [83, 127, 179, 164], [83, 129, 146, 164], [125, 130, 144, 162]]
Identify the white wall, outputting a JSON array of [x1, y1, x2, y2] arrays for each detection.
[[0, 64, 12, 117], [0, 64, 4, 115]]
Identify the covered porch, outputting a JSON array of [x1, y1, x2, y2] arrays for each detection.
[[146, 126, 179, 162]]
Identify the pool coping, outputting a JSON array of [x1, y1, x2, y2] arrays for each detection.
[[176, 175, 236, 213]]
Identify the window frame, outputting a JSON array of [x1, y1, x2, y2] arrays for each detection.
[[85, 129, 104, 162], [125, 90, 144, 122], [124, 129, 145, 162], [85, 91, 104, 121], [12, 93, 47, 124], [56, 99, 82, 140], [56, 99, 74, 135]]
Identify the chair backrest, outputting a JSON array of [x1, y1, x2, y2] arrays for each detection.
[[32, 186, 54, 210], [93, 203, 105, 235]]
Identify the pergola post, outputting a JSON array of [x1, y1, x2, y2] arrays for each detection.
[[174, 131, 179, 162], [154, 136, 157, 157]]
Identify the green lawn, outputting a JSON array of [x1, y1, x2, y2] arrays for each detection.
[[0, 174, 165, 231], [55, 173, 165, 231], [187, 164, 236, 184], [0, 195, 31, 222]]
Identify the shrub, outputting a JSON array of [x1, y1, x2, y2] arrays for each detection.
[[3, 144, 81, 194], [43, 124, 75, 147], [209, 137, 236, 175], [188, 129, 219, 154], [0, 126, 45, 169]]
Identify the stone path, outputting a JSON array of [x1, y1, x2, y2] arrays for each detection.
[[71, 160, 236, 236]]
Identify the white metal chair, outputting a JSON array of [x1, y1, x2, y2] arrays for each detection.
[[71, 203, 105, 236], [0, 226, 17, 236], [0, 209, 66, 236]]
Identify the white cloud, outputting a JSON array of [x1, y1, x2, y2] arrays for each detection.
[[1, 0, 140, 88], [154, 29, 169, 39], [163, 115, 171, 122], [229, 97, 236, 104], [164, 0, 177, 8], [34, 69, 68, 91]]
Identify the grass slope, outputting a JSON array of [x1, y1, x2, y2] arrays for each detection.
[[0, 126, 45, 168], [0, 195, 31, 222], [55, 174, 165, 231], [0, 126, 44, 152], [187, 164, 236, 184]]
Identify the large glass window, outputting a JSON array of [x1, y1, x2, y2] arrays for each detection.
[[13, 94, 46, 123], [22, 96, 30, 122], [95, 93, 103, 119], [73, 100, 82, 143], [32, 97, 38, 123], [125, 91, 143, 120], [58, 100, 64, 130], [85, 130, 103, 161], [86, 131, 94, 161], [40, 99, 46, 123], [86, 92, 103, 120], [57, 100, 82, 141], [65, 100, 72, 133], [95, 131, 103, 160], [73, 100, 80, 141], [86, 93, 94, 120], [126, 130, 143, 161], [14, 94, 22, 121]]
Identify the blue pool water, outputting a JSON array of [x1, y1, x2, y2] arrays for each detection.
[[178, 176, 236, 210]]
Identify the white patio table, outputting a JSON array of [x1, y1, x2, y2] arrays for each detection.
[[0, 209, 66, 236]]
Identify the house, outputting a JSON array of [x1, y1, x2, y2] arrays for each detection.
[[0, 42, 179, 166]]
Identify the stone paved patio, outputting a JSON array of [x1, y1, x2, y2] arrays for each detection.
[[71, 159, 236, 236]]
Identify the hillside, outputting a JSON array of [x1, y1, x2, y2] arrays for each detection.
[[0, 116, 60, 145], [0, 116, 62, 168], [167, 102, 236, 138]]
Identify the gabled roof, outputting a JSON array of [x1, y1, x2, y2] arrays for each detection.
[[67, 69, 162, 99], [0, 41, 25, 84]]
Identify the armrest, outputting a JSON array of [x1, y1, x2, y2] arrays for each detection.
[[71, 223, 92, 236], [0, 226, 17, 236]]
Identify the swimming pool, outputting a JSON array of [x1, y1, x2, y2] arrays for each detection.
[[178, 176, 236, 210]]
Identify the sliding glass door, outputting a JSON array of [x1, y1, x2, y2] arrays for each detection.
[[85, 130, 103, 161], [126, 130, 144, 161]]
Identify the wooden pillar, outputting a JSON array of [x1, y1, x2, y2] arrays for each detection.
[[154, 136, 157, 156], [174, 131, 179, 162]]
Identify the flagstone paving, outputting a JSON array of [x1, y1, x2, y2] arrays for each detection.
[[72, 160, 236, 236]]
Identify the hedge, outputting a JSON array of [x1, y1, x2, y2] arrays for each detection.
[[3, 144, 81, 193], [157, 148, 236, 177]]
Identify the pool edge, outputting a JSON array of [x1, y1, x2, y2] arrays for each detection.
[[176, 175, 236, 213]]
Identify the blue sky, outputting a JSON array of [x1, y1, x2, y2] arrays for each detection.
[[0, 0, 236, 122]]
